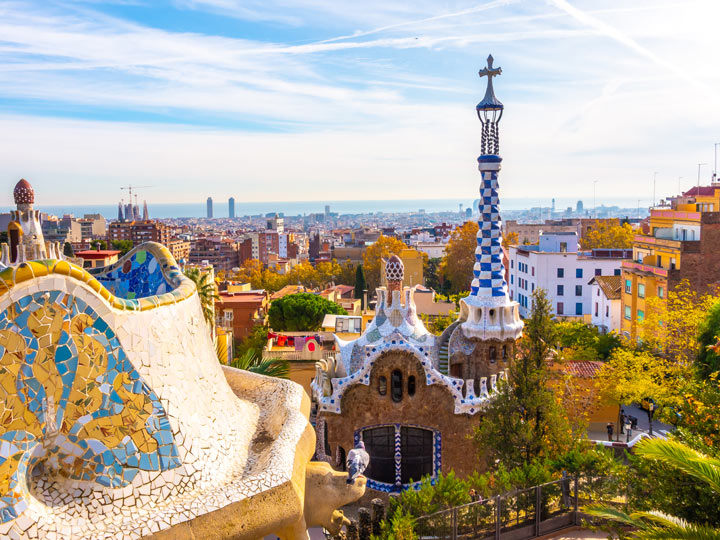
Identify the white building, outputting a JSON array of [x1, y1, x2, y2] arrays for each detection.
[[507, 232, 630, 318], [588, 275, 622, 333]]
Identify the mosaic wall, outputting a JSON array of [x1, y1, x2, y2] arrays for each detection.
[[0, 290, 180, 523], [93, 249, 170, 300], [0, 243, 316, 539]]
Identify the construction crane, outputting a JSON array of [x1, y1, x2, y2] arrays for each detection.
[[120, 184, 154, 203]]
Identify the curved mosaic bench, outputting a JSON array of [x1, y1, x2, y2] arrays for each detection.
[[0, 243, 316, 539]]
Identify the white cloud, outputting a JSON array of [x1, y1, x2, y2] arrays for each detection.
[[0, 0, 718, 205]]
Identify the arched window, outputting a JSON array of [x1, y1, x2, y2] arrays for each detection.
[[408, 376, 416, 396], [502, 345, 508, 361], [391, 370, 403, 402], [378, 376, 387, 396], [362, 426, 436, 489], [489, 346, 497, 363]]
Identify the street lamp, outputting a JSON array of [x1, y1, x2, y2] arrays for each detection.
[[647, 401, 655, 436]]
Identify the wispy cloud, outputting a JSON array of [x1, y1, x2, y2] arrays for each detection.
[[0, 0, 718, 204]]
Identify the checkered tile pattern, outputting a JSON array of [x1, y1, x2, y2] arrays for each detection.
[[470, 169, 509, 298]]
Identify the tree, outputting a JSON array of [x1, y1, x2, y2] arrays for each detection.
[[639, 280, 719, 368], [439, 221, 478, 294], [502, 231, 519, 248], [586, 438, 720, 539], [420, 313, 456, 335], [235, 325, 269, 358], [268, 293, 347, 331], [90, 239, 107, 250], [696, 301, 720, 376], [579, 220, 634, 250], [337, 259, 355, 287], [111, 239, 133, 255], [63, 242, 74, 257], [354, 264, 367, 303], [424, 257, 446, 293], [473, 289, 576, 468], [363, 236, 408, 292], [184, 267, 219, 330], [230, 350, 289, 379], [594, 348, 680, 414]]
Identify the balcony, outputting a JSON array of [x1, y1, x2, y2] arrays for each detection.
[[261, 349, 336, 361], [622, 260, 668, 278]]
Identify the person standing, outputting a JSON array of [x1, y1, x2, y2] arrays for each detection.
[[606, 422, 614, 441]]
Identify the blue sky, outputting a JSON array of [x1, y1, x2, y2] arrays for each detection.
[[0, 0, 718, 206]]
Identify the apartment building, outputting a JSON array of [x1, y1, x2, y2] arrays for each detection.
[[508, 232, 629, 319]]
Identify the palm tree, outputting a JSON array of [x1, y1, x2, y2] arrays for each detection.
[[230, 350, 289, 379], [585, 438, 720, 539], [184, 267, 219, 329]]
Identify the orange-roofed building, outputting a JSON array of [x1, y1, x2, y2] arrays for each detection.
[[74, 249, 121, 269]]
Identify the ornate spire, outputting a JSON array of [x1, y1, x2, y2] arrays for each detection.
[[459, 55, 522, 341]]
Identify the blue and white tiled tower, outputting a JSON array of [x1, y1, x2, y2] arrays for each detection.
[[457, 55, 523, 343]]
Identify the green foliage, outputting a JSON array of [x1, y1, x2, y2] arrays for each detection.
[[371, 509, 417, 540], [111, 239, 133, 255], [696, 300, 720, 376], [354, 264, 366, 302], [554, 320, 622, 360], [474, 289, 576, 469], [90, 239, 108, 250], [183, 267, 219, 328], [586, 438, 720, 537], [230, 350, 289, 379], [390, 471, 471, 519], [62, 241, 74, 257], [424, 257, 446, 294], [268, 292, 347, 331], [236, 325, 269, 358]]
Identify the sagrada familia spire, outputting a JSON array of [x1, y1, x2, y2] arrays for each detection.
[[447, 55, 523, 382]]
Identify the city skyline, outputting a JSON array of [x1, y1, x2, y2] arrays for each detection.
[[0, 0, 718, 205]]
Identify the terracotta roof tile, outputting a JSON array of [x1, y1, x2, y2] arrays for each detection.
[[589, 275, 622, 300]]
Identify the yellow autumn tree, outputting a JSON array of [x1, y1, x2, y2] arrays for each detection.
[[639, 280, 720, 368], [439, 221, 478, 294], [362, 236, 408, 292], [594, 348, 681, 411], [502, 231, 518, 248], [580, 221, 635, 250]]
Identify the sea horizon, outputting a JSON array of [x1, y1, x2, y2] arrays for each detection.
[[0, 196, 654, 220]]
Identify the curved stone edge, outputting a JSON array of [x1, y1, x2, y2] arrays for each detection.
[[0, 242, 195, 312], [140, 368, 316, 540]]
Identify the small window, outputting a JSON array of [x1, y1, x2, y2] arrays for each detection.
[[638, 284, 645, 298], [378, 376, 387, 396], [391, 370, 403, 402], [605, 305, 609, 317], [595, 302, 598, 316], [511, 275, 514, 284], [624, 306, 631, 320], [576, 268, 583, 278], [557, 268, 564, 278], [658, 286, 664, 298], [489, 346, 496, 363], [408, 376, 416, 396], [614, 269, 621, 276], [557, 284, 564, 296], [595, 268, 602, 276], [502, 345, 508, 360], [557, 302, 564, 315], [638, 309, 645, 322], [575, 302, 583, 315], [625, 279, 632, 293], [511, 260, 514, 268], [560, 242, 568, 253], [575, 285, 582, 296], [531, 266, 535, 276]]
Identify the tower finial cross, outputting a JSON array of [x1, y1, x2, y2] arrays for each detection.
[[478, 54, 501, 82]]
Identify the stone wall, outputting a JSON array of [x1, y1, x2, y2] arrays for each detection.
[[321, 350, 483, 487]]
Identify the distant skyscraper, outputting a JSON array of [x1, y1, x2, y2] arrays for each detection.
[[229, 197, 235, 218], [142, 200, 149, 221], [324, 205, 330, 216], [207, 197, 213, 218], [576, 200, 584, 214], [117, 202, 124, 222]]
